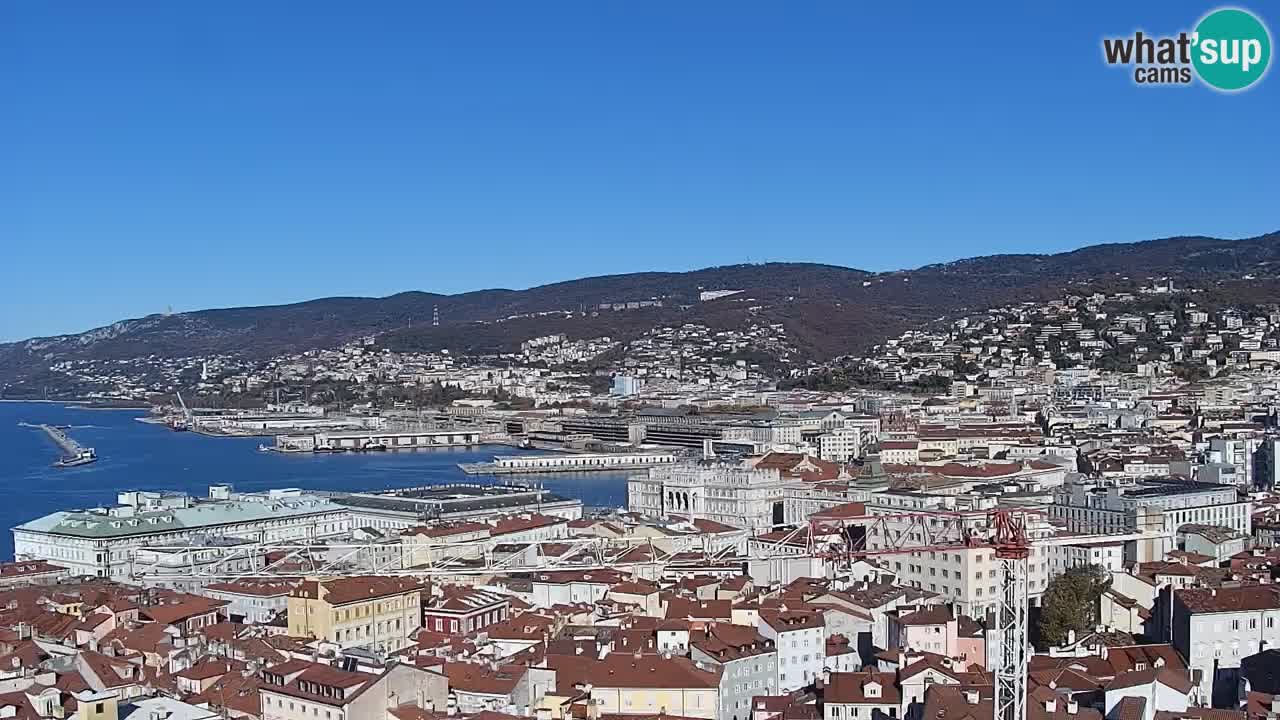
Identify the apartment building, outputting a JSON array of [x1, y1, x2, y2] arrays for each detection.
[[0, 560, 70, 589], [287, 576, 423, 653], [1046, 540, 1125, 575], [259, 660, 446, 720], [1171, 585, 1280, 704], [759, 610, 825, 693], [690, 623, 778, 720], [204, 579, 294, 624], [824, 671, 902, 720], [587, 653, 722, 720], [818, 427, 863, 463], [879, 441, 920, 465], [422, 586, 510, 634], [888, 605, 958, 656], [861, 499, 1054, 616]]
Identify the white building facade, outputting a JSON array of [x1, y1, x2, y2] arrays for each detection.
[[628, 461, 786, 530], [13, 487, 350, 579]]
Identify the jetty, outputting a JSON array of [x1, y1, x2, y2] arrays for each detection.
[[19, 422, 98, 467]]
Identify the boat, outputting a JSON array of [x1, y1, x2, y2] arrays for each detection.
[[314, 445, 335, 453], [257, 443, 273, 452], [55, 448, 97, 468], [363, 441, 388, 451]]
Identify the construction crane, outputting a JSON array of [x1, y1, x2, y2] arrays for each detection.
[[172, 390, 193, 431], [805, 507, 1034, 720]]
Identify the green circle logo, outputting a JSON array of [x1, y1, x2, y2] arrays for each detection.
[[1192, 8, 1271, 91]]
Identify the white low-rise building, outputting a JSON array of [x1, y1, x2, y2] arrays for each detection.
[[13, 486, 349, 580]]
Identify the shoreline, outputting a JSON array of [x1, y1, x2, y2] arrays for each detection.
[[1, 399, 150, 410]]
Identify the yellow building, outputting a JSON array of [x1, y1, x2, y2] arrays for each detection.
[[287, 576, 423, 653], [586, 654, 722, 720]]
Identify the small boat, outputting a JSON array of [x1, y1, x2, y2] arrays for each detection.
[[363, 441, 388, 451], [314, 446, 335, 453], [257, 444, 273, 452]]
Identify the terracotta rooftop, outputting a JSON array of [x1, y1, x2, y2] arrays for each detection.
[[1177, 585, 1280, 613]]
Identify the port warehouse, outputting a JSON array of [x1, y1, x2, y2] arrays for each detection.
[[273, 429, 483, 451], [11, 484, 583, 580], [519, 415, 726, 448], [472, 452, 678, 472], [189, 409, 388, 433]]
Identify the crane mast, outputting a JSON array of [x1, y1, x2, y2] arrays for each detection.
[[992, 509, 1030, 720]]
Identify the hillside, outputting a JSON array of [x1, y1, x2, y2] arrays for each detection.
[[3, 231, 1278, 396]]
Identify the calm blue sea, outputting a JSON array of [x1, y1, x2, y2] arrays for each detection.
[[0, 402, 632, 560]]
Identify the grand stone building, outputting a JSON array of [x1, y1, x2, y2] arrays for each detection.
[[627, 460, 786, 530], [13, 485, 349, 579]]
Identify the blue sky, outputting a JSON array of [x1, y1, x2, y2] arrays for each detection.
[[2, 1, 1277, 341]]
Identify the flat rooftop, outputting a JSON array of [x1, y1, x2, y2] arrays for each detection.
[[332, 485, 576, 516]]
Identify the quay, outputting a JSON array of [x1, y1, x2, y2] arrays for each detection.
[[267, 428, 485, 453], [18, 422, 98, 467], [458, 451, 678, 475]]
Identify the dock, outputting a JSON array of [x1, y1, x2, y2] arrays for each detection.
[[19, 422, 98, 467]]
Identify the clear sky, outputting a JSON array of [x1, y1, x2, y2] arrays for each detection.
[[2, 1, 1277, 341]]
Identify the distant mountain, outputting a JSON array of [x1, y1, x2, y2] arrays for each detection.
[[3, 231, 1278, 395]]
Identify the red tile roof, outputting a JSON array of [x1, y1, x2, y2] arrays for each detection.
[[1177, 585, 1280, 613]]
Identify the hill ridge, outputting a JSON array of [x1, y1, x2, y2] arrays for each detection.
[[3, 231, 1278, 395]]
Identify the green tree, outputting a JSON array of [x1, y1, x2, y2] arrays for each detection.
[[1036, 565, 1110, 646]]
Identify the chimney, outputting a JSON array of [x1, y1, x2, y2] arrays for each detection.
[[1045, 700, 1057, 713], [964, 691, 979, 705], [1067, 701, 1078, 715]]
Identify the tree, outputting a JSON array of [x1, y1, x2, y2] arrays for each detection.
[[1036, 564, 1110, 646]]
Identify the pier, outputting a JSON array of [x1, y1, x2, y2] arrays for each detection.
[[19, 422, 98, 467]]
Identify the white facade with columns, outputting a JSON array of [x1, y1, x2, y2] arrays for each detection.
[[627, 461, 786, 530]]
